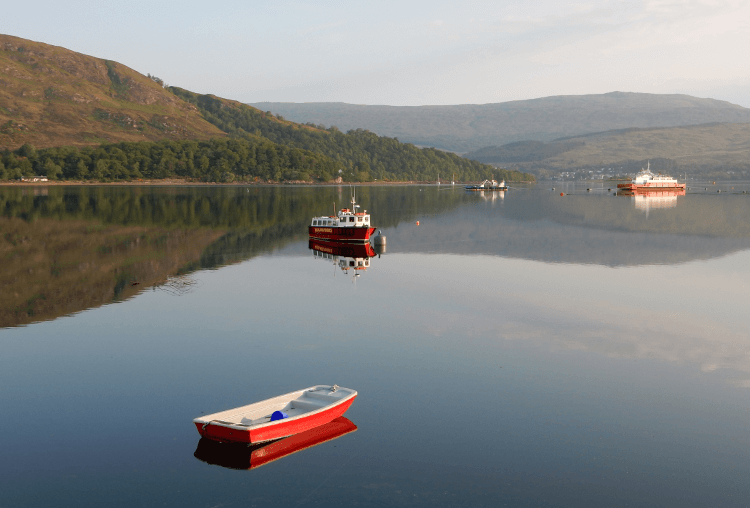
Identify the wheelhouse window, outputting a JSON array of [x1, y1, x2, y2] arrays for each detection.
[[313, 220, 318, 226], [357, 217, 363, 222], [349, 217, 355, 222]]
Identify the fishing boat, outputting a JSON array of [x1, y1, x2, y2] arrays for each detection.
[[617, 162, 686, 191], [193, 385, 357, 444], [194, 417, 357, 470], [465, 179, 507, 191], [309, 195, 375, 243]]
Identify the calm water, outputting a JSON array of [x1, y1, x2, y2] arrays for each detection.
[[2, 182, 750, 507]]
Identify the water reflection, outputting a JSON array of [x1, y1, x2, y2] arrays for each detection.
[[619, 188, 686, 215], [309, 240, 375, 280], [3, 184, 750, 327], [193, 417, 357, 470], [477, 189, 505, 202]]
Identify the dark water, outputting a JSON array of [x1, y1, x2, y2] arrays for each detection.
[[2, 183, 750, 507]]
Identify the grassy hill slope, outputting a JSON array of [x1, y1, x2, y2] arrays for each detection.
[[0, 34, 531, 183], [465, 123, 750, 178], [0, 34, 225, 149], [251, 94, 750, 153]]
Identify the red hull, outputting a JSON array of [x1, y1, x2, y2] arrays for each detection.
[[194, 395, 356, 444], [309, 226, 375, 242], [620, 188, 686, 197], [309, 239, 376, 258], [617, 183, 686, 191], [194, 417, 357, 470]]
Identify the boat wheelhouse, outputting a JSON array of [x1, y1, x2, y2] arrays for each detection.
[[617, 162, 685, 191], [309, 196, 376, 243]]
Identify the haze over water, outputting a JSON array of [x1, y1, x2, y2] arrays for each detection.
[[2, 183, 750, 507]]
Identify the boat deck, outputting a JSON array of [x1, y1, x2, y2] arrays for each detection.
[[197, 386, 353, 428]]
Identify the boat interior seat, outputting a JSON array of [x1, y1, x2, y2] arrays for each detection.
[[289, 398, 327, 411], [304, 391, 342, 402]]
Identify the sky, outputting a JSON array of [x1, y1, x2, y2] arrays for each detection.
[[3, 0, 750, 107]]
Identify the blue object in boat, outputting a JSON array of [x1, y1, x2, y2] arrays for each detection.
[[270, 410, 288, 422]]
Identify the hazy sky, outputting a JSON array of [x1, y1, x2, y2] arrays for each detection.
[[3, 0, 749, 107]]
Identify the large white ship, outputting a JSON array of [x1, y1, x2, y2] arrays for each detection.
[[617, 162, 686, 191]]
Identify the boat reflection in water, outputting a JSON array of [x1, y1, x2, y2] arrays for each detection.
[[194, 417, 357, 470], [309, 239, 376, 278], [478, 189, 505, 202], [619, 188, 686, 215]]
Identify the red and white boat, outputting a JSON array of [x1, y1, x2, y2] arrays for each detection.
[[309, 196, 375, 243], [193, 385, 357, 444], [617, 163, 686, 191], [194, 416, 357, 470]]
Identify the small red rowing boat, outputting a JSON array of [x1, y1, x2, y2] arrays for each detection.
[[193, 385, 357, 444]]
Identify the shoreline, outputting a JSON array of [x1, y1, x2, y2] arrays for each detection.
[[0, 179, 536, 187]]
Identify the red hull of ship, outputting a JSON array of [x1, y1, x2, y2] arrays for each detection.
[[309, 226, 376, 242], [194, 395, 357, 444], [194, 417, 357, 470], [620, 188, 686, 197], [617, 182, 686, 191]]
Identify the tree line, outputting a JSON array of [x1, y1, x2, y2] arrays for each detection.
[[0, 138, 336, 183], [0, 87, 533, 184], [170, 88, 530, 183]]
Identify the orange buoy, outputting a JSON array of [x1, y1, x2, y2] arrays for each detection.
[[416, 221, 420, 226], [560, 192, 564, 196]]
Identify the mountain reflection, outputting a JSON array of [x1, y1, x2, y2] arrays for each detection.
[[2, 184, 749, 327], [193, 417, 357, 470]]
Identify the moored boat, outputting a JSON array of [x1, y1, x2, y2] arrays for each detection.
[[309, 196, 375, 243], [465, 179, 507, 191], [194, 417, 357, 470], [194, 385, 358, 444], [617, 162, 685, 191]]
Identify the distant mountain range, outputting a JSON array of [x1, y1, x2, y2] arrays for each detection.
[[252, 95, 750, 177], [463, 123, 750, 178], [251, 95, 750, 153]]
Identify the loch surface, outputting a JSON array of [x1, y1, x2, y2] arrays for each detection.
[[2, 182, 750, 507]]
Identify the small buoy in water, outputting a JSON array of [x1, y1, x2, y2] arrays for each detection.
[[416, 220, 420, 225], [713, 181, 716, 184], [551, 187, 555, 191], [586, 188, 591, 192], [373, 230, 386, 246], [717, 189, 721, 193], [608, 188, 612, 192], [560, 192, 564, 196]]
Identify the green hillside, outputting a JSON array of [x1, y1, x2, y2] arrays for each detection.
[[251, 94, 750, 153], [1, 34, 531, 183], [0, 34, 225, 149], [465, 123, 750, 179]]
